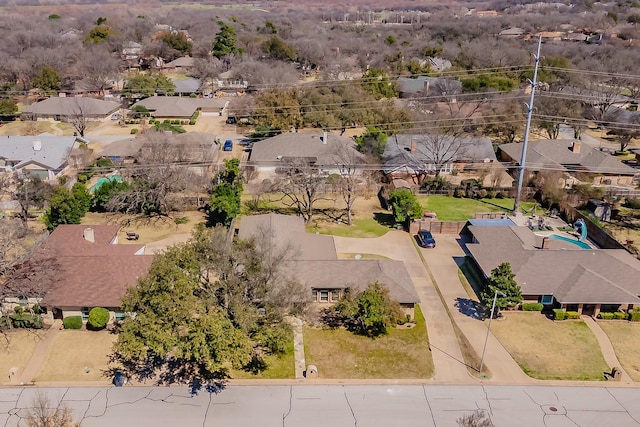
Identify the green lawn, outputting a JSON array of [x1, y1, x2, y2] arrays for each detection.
[[303, 305, 433, 379], [491, 312, 609, 381], [420, 196, 538, 221], [231, 332, 295, 379]]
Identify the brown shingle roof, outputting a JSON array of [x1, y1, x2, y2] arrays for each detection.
[[16, 225, 153, 309], [466, 225, 640, 304]]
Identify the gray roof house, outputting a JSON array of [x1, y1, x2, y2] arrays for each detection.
[[22, 97, 120, 120], [465, 224, 640, 315], [238, 213, 419, 306], [499, 139, 637, 186], [0, 133, 85, 180], [172, 77, 203, 95], [383, 134, 496, 179], [397, 76, 462, 98], [132, 96, 228, 118], [248, 131, 364, 175]]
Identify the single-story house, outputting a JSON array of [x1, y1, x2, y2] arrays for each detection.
[[132, 96, 228, 119], [22, 97, 120, 120], [383, 134, 496, 182], [498, 139, 638, 186], [98, 132, 217, 174], [238, 213, 419, 310], [0, 133, 86, 180], [248, 131, 364, 176], [172, 77, 203, 96], [1, 225, 154, 322], [464, 223, 640, 316], [397, 76, 462, 98], [163, 56, 195, 73]]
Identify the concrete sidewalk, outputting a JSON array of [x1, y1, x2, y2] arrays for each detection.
[[17, 319, 62, 384], [333, 231, 472, 383], [582, 316, 633, 383]]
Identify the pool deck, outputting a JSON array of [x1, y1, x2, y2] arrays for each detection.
[[507, 212, 598, 249]]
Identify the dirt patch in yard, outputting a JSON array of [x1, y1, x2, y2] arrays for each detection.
[[0, 329, 44, 381], [34, 330, 116, 382], [598, 322, 640, 381], [491, 312, 609, 381], [81, 211, 206, 245]]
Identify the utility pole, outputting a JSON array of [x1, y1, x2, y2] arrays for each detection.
[[513, 36, 542, 215]]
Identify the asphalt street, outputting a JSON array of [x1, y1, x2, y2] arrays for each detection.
[[1, 385, 639, 427]]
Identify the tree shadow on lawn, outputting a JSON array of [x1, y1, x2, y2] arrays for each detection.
[[373, 212, 395, 227]]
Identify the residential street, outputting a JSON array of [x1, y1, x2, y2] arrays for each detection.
[[2, 384, 640, 426]]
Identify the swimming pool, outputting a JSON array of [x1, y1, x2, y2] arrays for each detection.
[[90, 176, 122, 193], [548, 233, 592, 249]]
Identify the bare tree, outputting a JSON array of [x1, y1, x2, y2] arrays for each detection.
[[273, 159, 330, 224], [330, 144, 366, 226], [64, 98, 92, 137], [25, 391, 80, 427], [77, 44, 120, 96], [9, 175, 53, 228], [105, 132, 192, 218]]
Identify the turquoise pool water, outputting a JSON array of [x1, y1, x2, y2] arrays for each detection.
[[549, 234, 591, 249], [90, 176, 122, 193]]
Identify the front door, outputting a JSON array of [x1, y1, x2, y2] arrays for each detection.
[[582, 304, 596, 316]]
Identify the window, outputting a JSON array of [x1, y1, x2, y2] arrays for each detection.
[[114, 312, 126, 322], [311, 290, 317, 301], [320, 291, 329, 302], [81, 307, 90, 320], [331, 290, 339, 302], [540, 295, 554, 305]]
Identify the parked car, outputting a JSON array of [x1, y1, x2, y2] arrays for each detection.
[[223, 140, 233, 151], [416, 230, 436, 248]]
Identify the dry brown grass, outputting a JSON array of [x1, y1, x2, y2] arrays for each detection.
[[598, 322, 640, 381], [303, 305, 433, 379], [34, 330, 116, 382], [81, 211, 206, 245], [0, 329, 44, 380], [491, 312, 609, 381]]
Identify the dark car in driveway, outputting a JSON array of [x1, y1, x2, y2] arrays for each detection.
[[416, 230, 436, 248], [223, 140, 233, 151]]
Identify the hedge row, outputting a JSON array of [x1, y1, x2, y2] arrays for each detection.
[[521, 303, 543, 312]]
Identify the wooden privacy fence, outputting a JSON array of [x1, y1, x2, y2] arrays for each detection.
[[410, 220, 466, 234]]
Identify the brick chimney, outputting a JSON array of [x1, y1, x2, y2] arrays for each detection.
[[542, 236, 550, 249], [571, 141, 581, 153], [410, 138, 417, 153], [83, 227, 95, 243], [322, 131, 328, 144]]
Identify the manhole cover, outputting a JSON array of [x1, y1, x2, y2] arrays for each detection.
[[549, 407, 558, 412]]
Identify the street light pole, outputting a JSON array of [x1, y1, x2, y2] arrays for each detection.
[[479, 290, 503, 373]]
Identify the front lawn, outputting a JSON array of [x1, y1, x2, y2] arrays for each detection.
[[598, 322, 640, 381], [303, 305, 433, 379], [0, 329, 44, 380], [491, 312, 609, 381], [420, 195, 537, 221], [34, 329, 116, 382], [231, 331, 295, 379]]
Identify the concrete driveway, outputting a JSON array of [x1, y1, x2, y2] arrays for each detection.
[[420, 234, 533, 384], [333, 231, 471, 383]]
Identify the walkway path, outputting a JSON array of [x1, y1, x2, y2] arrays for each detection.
[[285, 317, 306, 379], [582, 316, 633, 383], [17, 319, 62, 384], [424, 235, 533, 384], [333, 231, 471, 383]]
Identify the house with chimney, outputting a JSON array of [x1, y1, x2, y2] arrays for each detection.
[[247, 131, 364, 177], [0, 133, 86, 180], [498, 139, 638, 187], [1, 225, 154, 324], [464, 222, 640, 317], [383, 134, 496, 183]]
